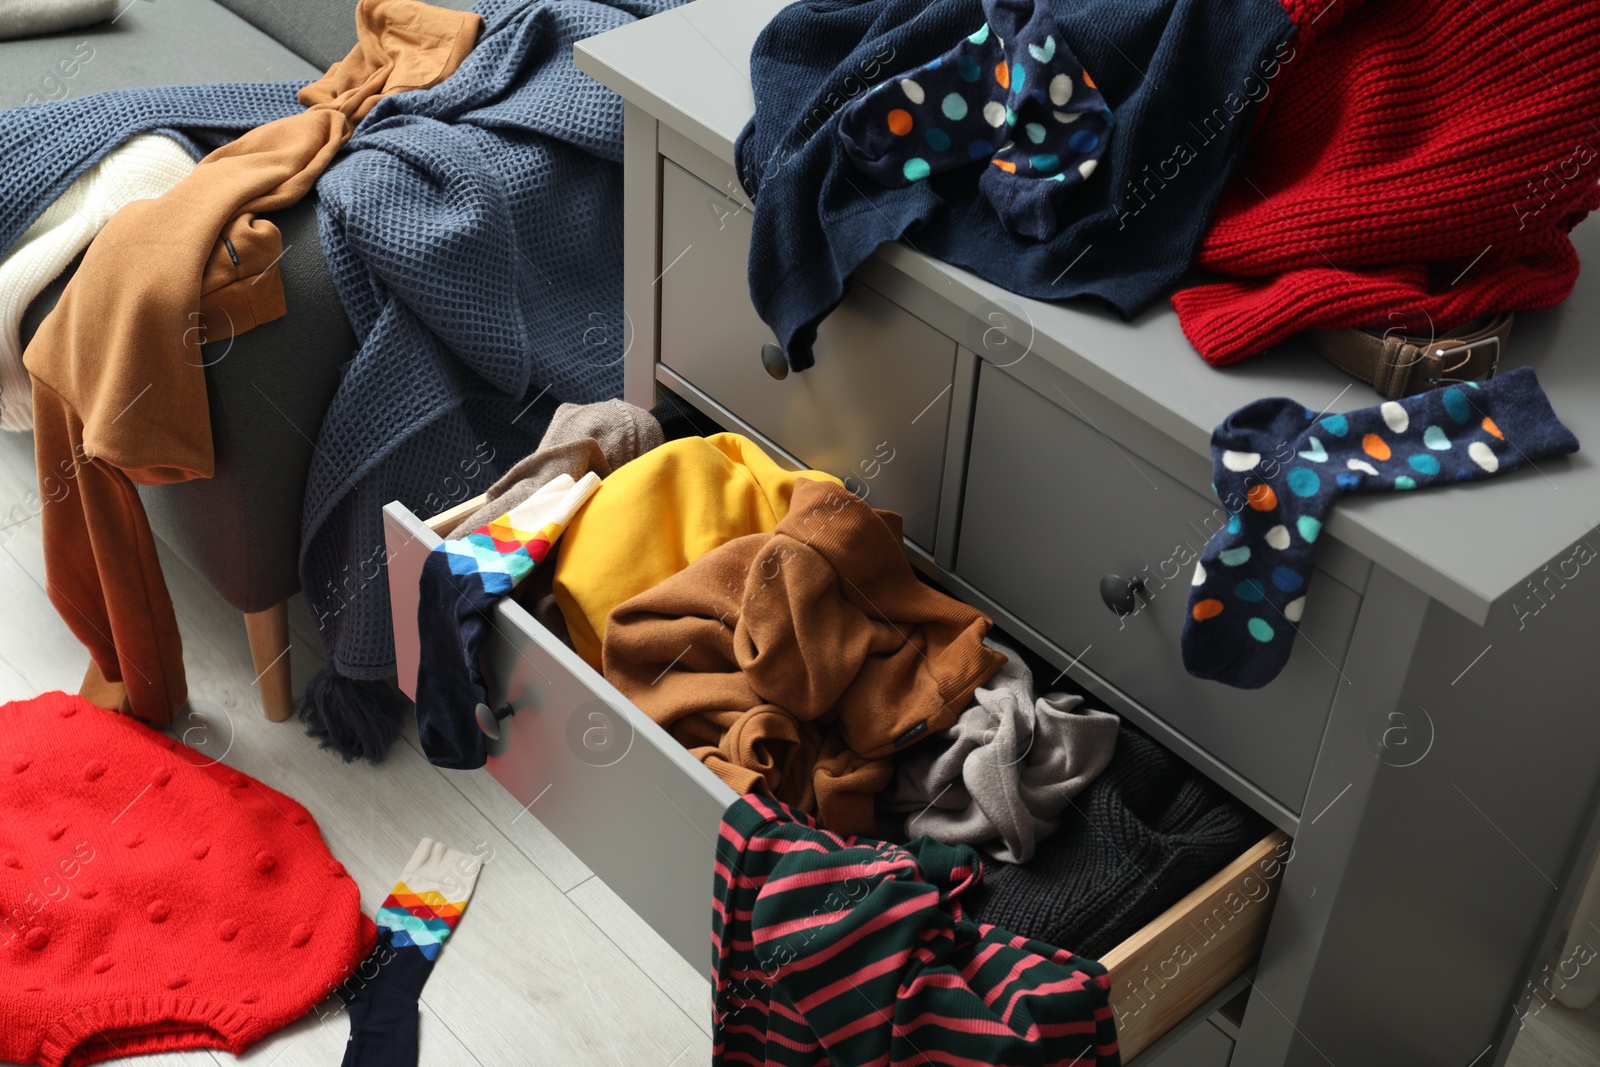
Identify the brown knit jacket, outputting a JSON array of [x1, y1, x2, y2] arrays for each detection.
[[603, 478, 1006, 836], [24, 0, 481, 722]]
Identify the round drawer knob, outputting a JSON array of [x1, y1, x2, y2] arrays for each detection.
[[1099, 574, 1147, 617], [475, 702, 515, 741], [759, 342, 789, 381]]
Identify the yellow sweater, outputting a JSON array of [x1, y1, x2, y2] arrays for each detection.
[[553, 433, 842, 668]]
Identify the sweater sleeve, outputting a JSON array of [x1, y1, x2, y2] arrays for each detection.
[[31, 378, 188, 722]]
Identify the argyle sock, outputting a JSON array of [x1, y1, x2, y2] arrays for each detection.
[[1183, 367, 1578, 688], [837, 0, 1112, 239], [341, 839, 483, 1067], [415, 471, 600, 769]]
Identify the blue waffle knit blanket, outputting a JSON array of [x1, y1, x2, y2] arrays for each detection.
[[305, 0, 682, 686], [0, 0, 682, 756]]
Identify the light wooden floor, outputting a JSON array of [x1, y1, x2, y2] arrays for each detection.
[[1509, 996, 1600, 1067], [0, 428, 711, 1066]]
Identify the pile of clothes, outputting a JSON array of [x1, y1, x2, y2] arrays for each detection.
[[414, 403, 1273, 1060], [739, 0, 1600, 376], [710, 793, 1121, 1067], [0, 0, 689, 758]]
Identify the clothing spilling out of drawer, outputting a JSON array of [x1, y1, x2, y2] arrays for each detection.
[[554, 430, 845, 670], [416, 397, 722, 769], [416, 471, 600, 768], [966, 727, 1270, 960], [603, 474, 1006, 837], [415, 398, 662, 769], [712, 793, 1122, 1067], [412, 402, 1276, 1056], [884, 637, 1120, 864]]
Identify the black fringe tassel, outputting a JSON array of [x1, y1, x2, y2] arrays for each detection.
[[299, 666, 404, 763]]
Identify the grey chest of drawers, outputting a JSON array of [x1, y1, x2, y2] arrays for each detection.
[[571, 2, 1600, 1064]]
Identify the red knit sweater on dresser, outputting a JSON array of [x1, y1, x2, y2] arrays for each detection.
[[1173, 0, 1600, 365]]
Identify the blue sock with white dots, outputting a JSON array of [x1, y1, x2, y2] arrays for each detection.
[[836, 0, 1112, 240], [1183, 367, 1579, 689]]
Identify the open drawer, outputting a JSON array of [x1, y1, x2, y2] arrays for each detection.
[[384, 490, 1290, 1062]]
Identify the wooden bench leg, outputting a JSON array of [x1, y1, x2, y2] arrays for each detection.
[[244, 603, 294, 722]]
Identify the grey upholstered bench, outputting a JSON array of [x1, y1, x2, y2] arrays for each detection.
[[5, 0, 468, 719]]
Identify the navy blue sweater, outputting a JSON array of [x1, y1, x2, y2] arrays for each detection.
[[736, 0, 1295, 370]]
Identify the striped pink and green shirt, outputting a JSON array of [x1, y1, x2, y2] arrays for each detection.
[[712, 794, 1120, 1067]]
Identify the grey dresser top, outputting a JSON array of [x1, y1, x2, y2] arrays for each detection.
[[576, 0, 1600, 625]]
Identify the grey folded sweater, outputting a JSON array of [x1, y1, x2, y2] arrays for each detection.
[[0, 0, 118, 40], [885, 640, 1119, 863]]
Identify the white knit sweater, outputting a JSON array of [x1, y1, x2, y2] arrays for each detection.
[[0, 0, 118, 39], [0, 133, 195, 431]]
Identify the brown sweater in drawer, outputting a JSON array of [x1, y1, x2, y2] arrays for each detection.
[[603, 478, 1006, 836], [23, 0, 481, 723]]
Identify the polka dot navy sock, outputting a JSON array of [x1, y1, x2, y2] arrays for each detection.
[[1182, 367, 1579, 689], [837, 0, 1111, 240]]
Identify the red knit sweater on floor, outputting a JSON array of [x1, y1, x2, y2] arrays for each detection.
[[0, 693, 375, 1067], [1173, 0, 1600, 365]]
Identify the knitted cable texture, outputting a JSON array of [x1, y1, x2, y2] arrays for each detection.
[[1173, 0, 1600, 364]]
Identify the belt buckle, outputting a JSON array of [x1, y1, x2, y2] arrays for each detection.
[[1426, 336, 1500, 386]]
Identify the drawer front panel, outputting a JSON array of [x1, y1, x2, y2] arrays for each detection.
[[383, 502, 738, 971], [1102, 831, 1286, 1061], [957, 365, 1358, 813], [658, 159, 955, 550], [480, 599, 737, 974]]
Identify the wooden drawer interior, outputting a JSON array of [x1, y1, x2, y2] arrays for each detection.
[[1102, 831, 1289, 1060], [389, 485, 1288, 1062], [657, 159, 956, 551]]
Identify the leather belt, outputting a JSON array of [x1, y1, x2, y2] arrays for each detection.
[[1307, 313, 1511, 400]]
